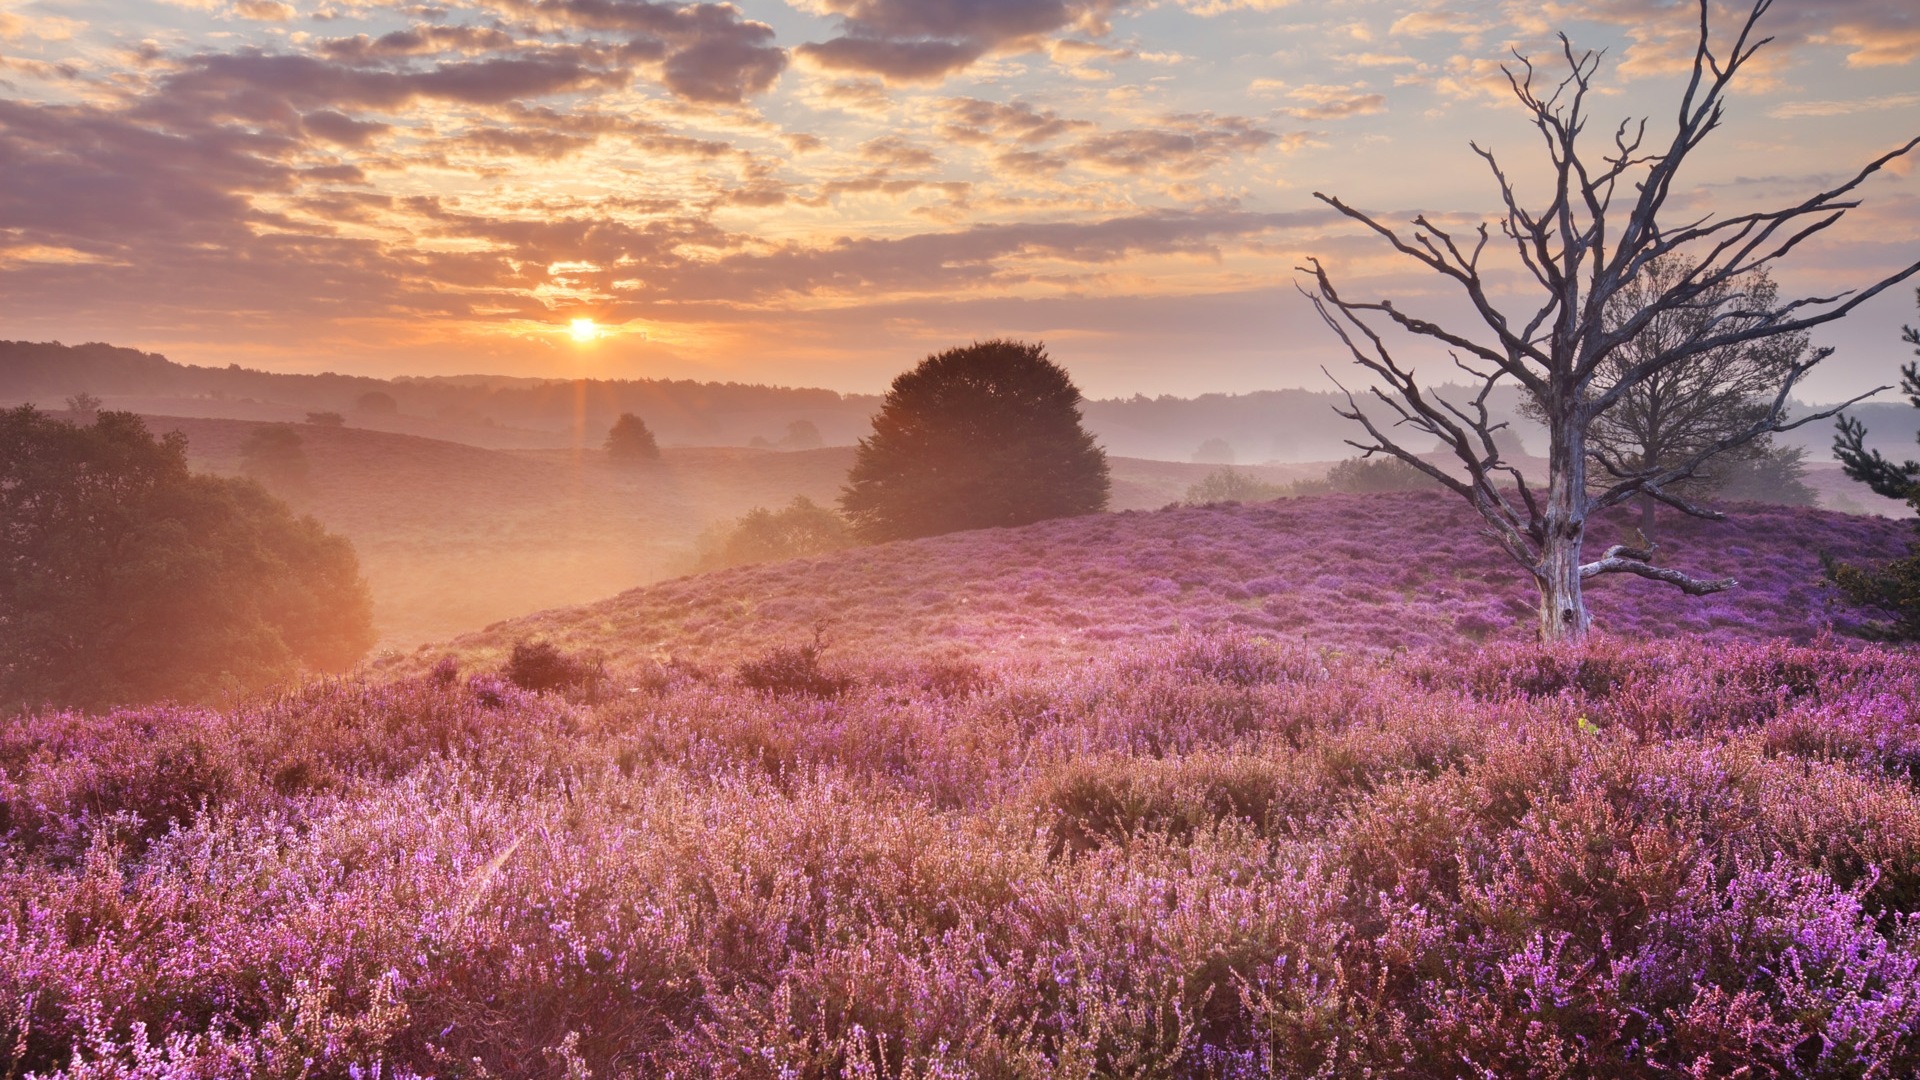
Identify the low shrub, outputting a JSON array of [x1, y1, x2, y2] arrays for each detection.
[[503, 639, 602, 695], [736, 640, 853, 698]]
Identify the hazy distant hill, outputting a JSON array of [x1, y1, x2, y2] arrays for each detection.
[[140, 414, 1321, 648], [9, 339, 1917, 464], [0, 340, 882, 449]]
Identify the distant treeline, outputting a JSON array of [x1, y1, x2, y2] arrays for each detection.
[[5, 340, 1911, 462], [0, 340, 880, 446]]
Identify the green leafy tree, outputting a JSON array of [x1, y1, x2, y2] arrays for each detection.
[[1324, 455, 1440, 493], [355, 390, 398, 415], [65, 391, 101, 421], [1517, 260, 1813, 539], [1833, 319, 1920, 504], [1831, 293, 1920, 638], [1191, 438, 1235, 465], [778, 419, 823, 450], [1716, 443, 1818, 507], [1184, 468, 1286, 506], [0, 407, 375, 711], [839, 340, 1110, 542], [605, 412, 661, 462], [239, 423, 309, 492], [697, 496, 854, 570]]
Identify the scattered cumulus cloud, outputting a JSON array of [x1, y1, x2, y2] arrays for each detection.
[[1282, 83, 1386, 120], [792, 0, 1135, 83], [0, 0, 1914, 388], [1769, 92, 1920, 120], [231, 1, 298, 21]]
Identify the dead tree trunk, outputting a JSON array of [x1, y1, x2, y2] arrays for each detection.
[[1538, 422, 1590, 640], [1300, 0, 1917, 640]]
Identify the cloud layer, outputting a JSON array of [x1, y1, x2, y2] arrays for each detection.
[[0, 0, 1914, 393]]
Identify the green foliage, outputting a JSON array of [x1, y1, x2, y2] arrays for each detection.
[[696, 496, 853, 571], [1830, 546, 1920, 641], [355, 390, 398, 415], [504, 639, 603, 695], [779, 418, 823, 450], [1183, 468, 1286, 506], [605, 411, 661, 462], [736, 638, 851, 698], [1324, 455, 1439, 493], [1830, 292, 1920, 639], [1834, 365, 1920, 502], [239, 423, 309, 491], [0, 406, 375, 711], [840, 339, 1110, 542], [1191, 437, 1234, 464], [64, 391, 101, 420], [750, 420, 823, 450], [1714, 442, 1819, 506]]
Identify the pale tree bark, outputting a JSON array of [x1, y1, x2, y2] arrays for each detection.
[[1300, 0, 1920, 641]]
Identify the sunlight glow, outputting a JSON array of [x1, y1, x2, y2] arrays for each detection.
[[569, 318, 598, 343]]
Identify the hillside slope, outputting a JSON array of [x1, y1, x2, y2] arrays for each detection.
[[389, 491, 1915, 673], [152, 416, 1323, 647]]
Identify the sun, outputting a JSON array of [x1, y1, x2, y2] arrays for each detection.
[[569, 318, 598, 343]]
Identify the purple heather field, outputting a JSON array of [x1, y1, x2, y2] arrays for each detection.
[[419, 491, 1915, 670], [5, 493, 1920, 1077]]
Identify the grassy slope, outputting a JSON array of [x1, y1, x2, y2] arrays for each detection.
[[385, 490, 1914, 675], [154, 415, 1312, 649], [8, 454, 1920, 1075]]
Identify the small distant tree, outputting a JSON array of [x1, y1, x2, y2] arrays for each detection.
[[1184, 468, 1286, 505], [778, 419, 824, 450], [1716, 443, 1818, 507], [605, 412, 661, 462], [239, 423, 309, 491], [840, 339, 1109, 541], [1301, 0, 1920, 640], [65, 391, 102, 421], [1191, 438, 1235, 465], [0, 407, 375, 710], [1324, 455, 1440, 493], [355, 390, 398, 415], [1517, 259, 1812, 540], [697, 496, 854, 570], [305, 411, 346, 428]]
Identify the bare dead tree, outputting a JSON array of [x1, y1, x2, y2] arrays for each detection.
[[1299, 0, 1920, 641], [1518, 258, 1811, 542]]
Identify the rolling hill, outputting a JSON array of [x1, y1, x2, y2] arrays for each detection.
[[148, 415, 1323, 647], [8, 493, 1920, 1076], [382, 490, 1916, 677], [23, 339, 1916, 466]]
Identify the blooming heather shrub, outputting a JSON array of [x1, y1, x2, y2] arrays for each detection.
[[736, 640, 853, 698], [503, 639, 601, 695], [7, 634, 1920, 1076]]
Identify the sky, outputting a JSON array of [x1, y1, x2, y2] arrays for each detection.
[[1, 0, 1917, 398]]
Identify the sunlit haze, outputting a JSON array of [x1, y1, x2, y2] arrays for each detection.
[[2, 0, 1917, 396]]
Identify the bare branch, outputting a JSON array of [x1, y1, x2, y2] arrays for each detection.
[[1580, 555, 1737, 595], [1298, 0, 1913, 639]]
